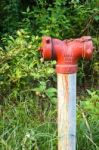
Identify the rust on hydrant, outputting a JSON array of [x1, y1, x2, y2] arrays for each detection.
[[39, 36, 93, 74]]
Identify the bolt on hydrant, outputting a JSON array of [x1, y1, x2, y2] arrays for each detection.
[[39, 36, 93, 150]]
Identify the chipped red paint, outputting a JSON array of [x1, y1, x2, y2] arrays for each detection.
[[39, 36, 93, 74]]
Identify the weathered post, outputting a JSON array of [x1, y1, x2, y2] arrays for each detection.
[[57, 73, 76, 150], [39, 36, 93, 150]]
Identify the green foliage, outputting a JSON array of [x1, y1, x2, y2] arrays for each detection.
[[0, 98, 57, 149], [0, 0, 99, 149], [0, 29, 56, 103], [77, 90, 99, 150], [0, 30, 57, 149], [0, 0, 20, 34], [0, 89, 98, 149]]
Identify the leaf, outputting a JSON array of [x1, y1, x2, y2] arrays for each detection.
[[45, 88, 57, 98], [86, 89, 96, 97], [27, 7, 30, 13], [94, 16, 99, 21]]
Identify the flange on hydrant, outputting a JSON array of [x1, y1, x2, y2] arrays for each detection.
[[39, 36, 93, 150]]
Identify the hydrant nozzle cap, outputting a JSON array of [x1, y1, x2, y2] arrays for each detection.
[[39, 36, 52, 60]]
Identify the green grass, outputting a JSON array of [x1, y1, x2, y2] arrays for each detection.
[[0, 89, 99, 150]]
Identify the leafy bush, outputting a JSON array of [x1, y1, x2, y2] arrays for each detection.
[[0, 29, 56, 103]]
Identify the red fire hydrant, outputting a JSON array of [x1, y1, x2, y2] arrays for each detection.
[[39, 36, 93, 73], [39, 36, 93, 150]]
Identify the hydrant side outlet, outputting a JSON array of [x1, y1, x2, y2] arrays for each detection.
[[39, 36, 93, 74]]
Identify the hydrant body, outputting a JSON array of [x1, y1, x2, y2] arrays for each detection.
[[40, 36, 93, 73]]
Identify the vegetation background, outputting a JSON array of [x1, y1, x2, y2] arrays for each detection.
[[0, 0, 99, 149]]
